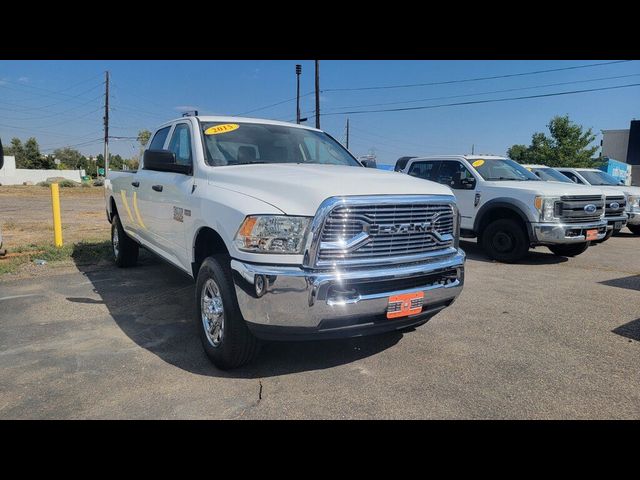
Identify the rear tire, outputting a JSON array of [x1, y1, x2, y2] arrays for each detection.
[[111, 214, 139, 267], [548, 242, 589, 257], [195, 256, 260, 370], [628, 224, 640, 235], [480, 218, 529, 263]]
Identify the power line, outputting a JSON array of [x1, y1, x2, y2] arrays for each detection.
[[323, 72, 640, 112], [319, 82, 640, 116], [323, 60, 633, 92], [235, 91, 315, 116]]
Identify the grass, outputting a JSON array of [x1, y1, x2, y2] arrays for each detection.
[[0, 240, 112, 276]]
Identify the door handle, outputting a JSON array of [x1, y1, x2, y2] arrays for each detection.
[[131, 181, 140, 187], [152, 185, 163, 192]]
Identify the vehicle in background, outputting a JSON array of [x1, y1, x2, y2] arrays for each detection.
[[400, 155, 608, 263], [556, 167, 640, 236], [105, 116, 466, 369], [524, 164, 628, 242], [395, 156, 417, 172]]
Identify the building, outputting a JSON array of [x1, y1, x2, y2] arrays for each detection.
[[601, 120, 640, 185], [0, 156, 85, 186]]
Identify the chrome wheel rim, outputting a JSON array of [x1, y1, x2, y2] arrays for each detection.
[[201, 278, 224, 347], [112, 225, 120, 258]]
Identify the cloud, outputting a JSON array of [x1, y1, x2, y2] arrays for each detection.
[[17, 76, 29, 83], [174, 105, 199, 112]]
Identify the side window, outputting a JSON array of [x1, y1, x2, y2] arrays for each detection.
[[149, 126, 171, 150], [408, 161, 440, 180], [436, 161, 475, 189], [168, 124, 192, 166], [563, 171, 582, 184]]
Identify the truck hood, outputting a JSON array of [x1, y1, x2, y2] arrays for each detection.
[[208, 164, 455, 216], [589, 184, 640, 197], [482, 180, 605, 197]]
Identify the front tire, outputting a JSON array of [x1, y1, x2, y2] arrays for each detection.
[[195, 256, 260, 369], [111, 214, 139, 267], [628, 224, 640, 235], [548, 242, 589, 257], [480, 218, 530, 263]]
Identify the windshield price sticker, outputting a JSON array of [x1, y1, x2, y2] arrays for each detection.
[[205, 124, 240, 135], [472, 159, 485, 167]]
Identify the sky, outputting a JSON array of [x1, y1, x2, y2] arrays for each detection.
[[1, 60, 639, 166]]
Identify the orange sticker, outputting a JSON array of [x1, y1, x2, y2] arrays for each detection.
[[387, 291, 424, 319], [586, 229, 598, 241], [205, 123, 239, 135]]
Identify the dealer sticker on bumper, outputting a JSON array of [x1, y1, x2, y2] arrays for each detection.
[[387, 291, 424, 319], [585, 229, 598, 241]]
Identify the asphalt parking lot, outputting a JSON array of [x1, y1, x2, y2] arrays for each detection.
[[1, 233, 639, 419]]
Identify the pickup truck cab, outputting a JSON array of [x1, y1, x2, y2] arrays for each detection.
[[400, 155, 608, 262], [105, 116, 465, 368], [523, 164, 628, 242], [555, 167, 640, 235]]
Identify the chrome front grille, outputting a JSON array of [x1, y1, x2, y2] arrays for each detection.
[[316, 201, 456, 266], [604, 195, 626, 218], [559, 195, 604, 223]]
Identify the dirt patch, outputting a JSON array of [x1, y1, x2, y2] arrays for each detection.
[[0, 185, 109, 248]]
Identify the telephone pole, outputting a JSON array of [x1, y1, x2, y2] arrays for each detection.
[[103, 71, 109, 178], [346, 118, 350, 149], [471, 144, 475, 155], [295, 64, 302, 124], [314, 60, 320, 129]]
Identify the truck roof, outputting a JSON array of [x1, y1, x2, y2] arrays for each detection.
[[411, 155, 507, 162], [158, 115, 322, 132], [522, 164, 550, 168]]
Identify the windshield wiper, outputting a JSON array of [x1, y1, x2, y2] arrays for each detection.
[[234, 161, 268, 165]]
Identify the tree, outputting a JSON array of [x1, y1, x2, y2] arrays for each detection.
[[6, 138, 27, 167], [137, 129, 151, 148], [507, 115, 601, 168], [53, 147, 84, 170], [25, 138, 54, 169]]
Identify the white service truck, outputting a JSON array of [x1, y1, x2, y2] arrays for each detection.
[[555, 167, 640, 236], [105, 116, 466, 369], [523, 164, 628, 242], [400, 155, 608, 262]]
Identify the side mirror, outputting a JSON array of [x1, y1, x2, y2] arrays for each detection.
[[460, 177, 476, 189], [360, 159, 377, 168], [143, 149, 191, 175], [0, 138, 4, 170]]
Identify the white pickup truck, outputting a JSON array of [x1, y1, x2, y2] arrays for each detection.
[[555, 167, 640, 236], [105, 116, 465, 368], [400, 155, 608, 262]]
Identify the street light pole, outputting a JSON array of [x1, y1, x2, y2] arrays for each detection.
[[296, 64, 302, 124]]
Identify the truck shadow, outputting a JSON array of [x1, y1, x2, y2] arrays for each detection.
[[460, 240, 568, 265], [73, 252, 403, 378]]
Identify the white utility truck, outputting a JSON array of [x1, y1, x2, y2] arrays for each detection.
[[105, 116, 466, 368], [400, 155, 608, 262], [555, 167, 640, 236]]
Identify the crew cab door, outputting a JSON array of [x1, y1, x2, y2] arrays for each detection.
[[433, 160, 478, 230], [143, 122, 195, 270]]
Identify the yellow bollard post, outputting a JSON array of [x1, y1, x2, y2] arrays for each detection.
[[50, 183, 63, 247]]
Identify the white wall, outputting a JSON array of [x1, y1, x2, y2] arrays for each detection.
[[0, 156, 85, 185]]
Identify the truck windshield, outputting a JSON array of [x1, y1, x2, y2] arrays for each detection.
[[200, 121, 361, 167], [532, 167, 573, 183], [472, 158, 540, 181], [578, 170, 623, 186]]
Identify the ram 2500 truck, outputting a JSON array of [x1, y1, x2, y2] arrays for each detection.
[[400, 155, 608, 263], [523, 164, 627, 243], [555, 167, 640, 236], [105, 116, 465, 369]]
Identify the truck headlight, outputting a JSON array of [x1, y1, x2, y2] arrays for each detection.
[[534, 196, 561, 222], [627, 195, 639, 212], [234, 215, 311, 254]]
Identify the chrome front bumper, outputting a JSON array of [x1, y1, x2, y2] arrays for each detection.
[[532, 220, 608, 245], [628, 211, 640, 225], [604, 214, 628, 230], [231, 250, 465, 340]]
